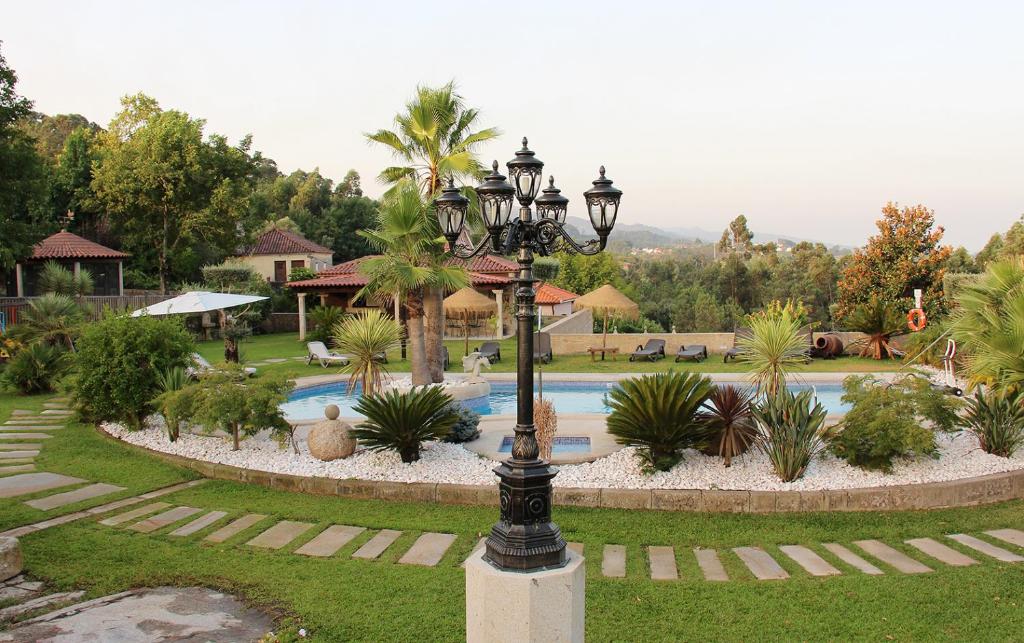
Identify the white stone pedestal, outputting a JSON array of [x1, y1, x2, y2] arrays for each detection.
[[465, 548, 585, 643]]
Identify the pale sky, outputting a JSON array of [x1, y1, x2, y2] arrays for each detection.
[[5, 0, 1023, 249]]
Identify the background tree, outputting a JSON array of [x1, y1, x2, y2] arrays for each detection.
[[554, 252, 625, 296], [51, 126, 103, 238], [834, 202, 952, 323]]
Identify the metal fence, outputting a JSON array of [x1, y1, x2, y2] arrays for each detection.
[[0, 293, 174, 327]]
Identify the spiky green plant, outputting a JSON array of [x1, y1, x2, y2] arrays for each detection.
[[0, 342, 69, 394], [962, 389, 1024, 457], [307, 305, 346, 344], [844, 295, 907, 360], [738, 304, 808, 395], [154, 366, 192, 441], [332, 310, 403, 396], [751, 388, 829, 482], [701, 385, 757, 467], [951, 257, 1024, 393], [351, 387, 458, 463], [9, 293, 84, 350], [606, 372, 715, 472], [38, 261, 94, 297]]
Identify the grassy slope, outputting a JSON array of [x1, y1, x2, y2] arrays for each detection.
[[1, 393, 1022, 640], [202, 332, 902, 380]]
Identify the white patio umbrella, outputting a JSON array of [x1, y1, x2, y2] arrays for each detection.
[[131, 291, 268, 317]]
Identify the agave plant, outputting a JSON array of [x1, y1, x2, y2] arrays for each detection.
[[751, 388, 829, 482], [951, 257, 1024, 393], [351, 386, 458, 463], [606, 372, 715, 472], [332, 310, 403, 396], [701, 385, 757, 467], [738, 305, 808, 395], [843, 295, 907, 360], [962, 389, 1024, 457], [9, 293, 85, 350]]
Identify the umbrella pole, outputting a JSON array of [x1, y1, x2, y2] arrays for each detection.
[[602, 312, 608, 351], [465, 316, 470, 356]]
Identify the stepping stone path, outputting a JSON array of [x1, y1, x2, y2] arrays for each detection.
[[0, 451, 39, 460], [601, 545, 626, 578], [0, 465, 35, 474], [100, 502, 172, 527], [905, 538, 977, 567], [296, 525, 365, 557], [25, 483, 125, 511], [853, 540, 932, 574], [205, 514, 268, 543], [779, 545, 841, 576], [0, 443, 44, 450], [0, 591, 85, 622], [0, 473, 84, 498], [694, 548, 729, 581], [822, 543, 884, 575], [128, 506, 202, 533], [734, 547, 789, 580], [648, 546, 678, 580], [0, 433, 52, 440], [398, 533, 457, 566], [169, 511, 228, 537], [947, 534, 1024, 563], [986, 529, 1024, 548], [246, 520, 313, 549], [352, 529, 402, 560]]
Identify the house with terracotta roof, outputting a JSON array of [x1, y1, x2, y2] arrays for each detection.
[[285, 253, 517, 340], [11, 231, 130, 297], [233, 228, 333, 284], [535, 282, 579, 317]]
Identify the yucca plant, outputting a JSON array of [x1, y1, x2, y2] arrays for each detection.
[[738, 304, 808, 395], [962, 389, 1024, 457], [701, 385, 757, 467], [332, 310, 403, 396], [606, 372, 715, 472], [351, 386, 458, 463], [154, 366, 192, 441], [751, 388, 829, 482], [844, 295, 907, 360]]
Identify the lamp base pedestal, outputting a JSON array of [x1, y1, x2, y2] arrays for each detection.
[[465, 547, 584, 643]]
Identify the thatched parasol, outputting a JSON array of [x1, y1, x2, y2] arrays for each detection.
[[574, 284, 640, 350], [444, 287, 498, 356]]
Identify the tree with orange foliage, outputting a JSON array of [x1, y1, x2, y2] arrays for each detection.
[[835, 202, 952, 323]]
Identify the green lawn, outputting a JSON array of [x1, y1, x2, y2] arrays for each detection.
[[202, 332, 902, 380], [1, 390, 1022, 640]]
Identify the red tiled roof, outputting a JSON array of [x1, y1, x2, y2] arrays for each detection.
[[318, 256, 368, 276], [29, 231, 129, 260], [535, 282, 579, 305], [465, 254, 517, 274], [242, 228, 331, 256], [469, 272, 513, 286]]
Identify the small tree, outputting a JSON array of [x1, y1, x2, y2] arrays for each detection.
[[332, 310, 402, 395], [191, 368, 294, 451]]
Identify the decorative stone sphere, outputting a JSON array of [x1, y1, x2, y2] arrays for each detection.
[[307, 408, 355, 461]]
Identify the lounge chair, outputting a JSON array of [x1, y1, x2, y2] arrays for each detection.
[[189, 353, 256, 378], [373, 351, 388, 364], [723, 327, 752, 363], [675, 345, 708, 362], [534, 332, 553, 364], [630, 339, 666, 362], [475, 341, 501, 363], [306, 341, 351, 368]]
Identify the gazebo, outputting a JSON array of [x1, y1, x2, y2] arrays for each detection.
[[12, 231, 129, 297], [444, 287, 498, 356]]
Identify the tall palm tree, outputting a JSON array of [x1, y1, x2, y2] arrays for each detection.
[[366, 82, 500, 382], [357, 181, 467, 385]]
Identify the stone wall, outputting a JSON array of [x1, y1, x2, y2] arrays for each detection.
[[544, 329, 873, 357]]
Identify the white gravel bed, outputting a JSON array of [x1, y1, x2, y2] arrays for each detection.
[[102, 421, 1024, 491]]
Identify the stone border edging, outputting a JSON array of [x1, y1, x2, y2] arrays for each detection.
[[97, 427, 1024, 513]]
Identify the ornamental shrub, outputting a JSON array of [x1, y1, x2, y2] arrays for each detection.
[[1, 343, 70, 394], [443, 403, 481, 443], [72, 313, 194, 429], [829, 375, 962, 472], [190, 368, 294, 451], [962, 389, 1024, 457], [351, 387, 458, 463], [751, 387, 829, 482]]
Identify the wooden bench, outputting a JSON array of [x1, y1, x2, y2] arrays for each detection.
[[588, 346, 619, 361]]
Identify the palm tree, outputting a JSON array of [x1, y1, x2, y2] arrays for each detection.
[[366, 82, 500, 382], [739, 307, 808, 395], [844, 295, 907, 360], [357, 181, 467, 385], [9, 293, 84, 350], [332, 309, 402, 396]]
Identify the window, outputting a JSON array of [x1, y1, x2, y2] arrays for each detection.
[[291, 259, 304, 270]]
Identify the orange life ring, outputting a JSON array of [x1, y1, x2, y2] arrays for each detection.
[[907, 308, 927, 332]]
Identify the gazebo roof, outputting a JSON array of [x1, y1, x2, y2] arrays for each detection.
[[574, 284, 639, 319], [444, 287, 498, 317], [28, 231, 129, 260]]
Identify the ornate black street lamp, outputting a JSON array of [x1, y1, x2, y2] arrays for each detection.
[[435, 138, 621, 571]]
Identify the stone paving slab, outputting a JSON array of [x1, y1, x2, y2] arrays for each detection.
[[905, 538, 978, 567], [0, 451, 39, 460], [601, 545, 626, 578], [264, 358, 288, 363], [40, 410, 72, 416], [0, 591, 86, 622], [10, 410, 33, 416], [0, 433, 52, 440], [398, 533, 457, 566], [985, 529, 1024, 548], [1, 426, 63, 432], [947, 534, 1024, 563], [733, 547, 789, 580], [352, 529, 402, 560], [0, 459, 34, 466], [26, 483, 125, 511], [853, 540, 932, 574], [0, 443, 43, 450], [99, 502, 172, 527], [169, 511, 228, 537], [0, 465, 35, 474], [648, 546, 678, 580], [128, 506, 202, 533], [0, 472, 85, 498], [779, 545, 841, 576], [246, 520, 314, 549], [295, 525, 365, 557], [205, 514, 268, 543], [694, 548, 729, 581], [4, 418, 65, 424], [822, 543, 883, 575], [86, 497, 146, 516], [568, 542, 584, 556], [138, 479, 208, 499]]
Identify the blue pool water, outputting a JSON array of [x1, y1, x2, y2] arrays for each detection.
[[281, 380, 850, 421]]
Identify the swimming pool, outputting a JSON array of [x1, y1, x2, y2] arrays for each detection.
[[281, 380, 851, 421]]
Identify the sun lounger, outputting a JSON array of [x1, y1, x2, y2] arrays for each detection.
[[630, 339, 666, 362], [675, 345, 707, 362], [306, 341, 351, 368], [723, 327, 752, 363], [533, 332, 553, 364], [190, 353, 257, 378], [475, 341, 501, 363]]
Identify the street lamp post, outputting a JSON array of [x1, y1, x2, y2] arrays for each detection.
[[435, 138, 621, 572]]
